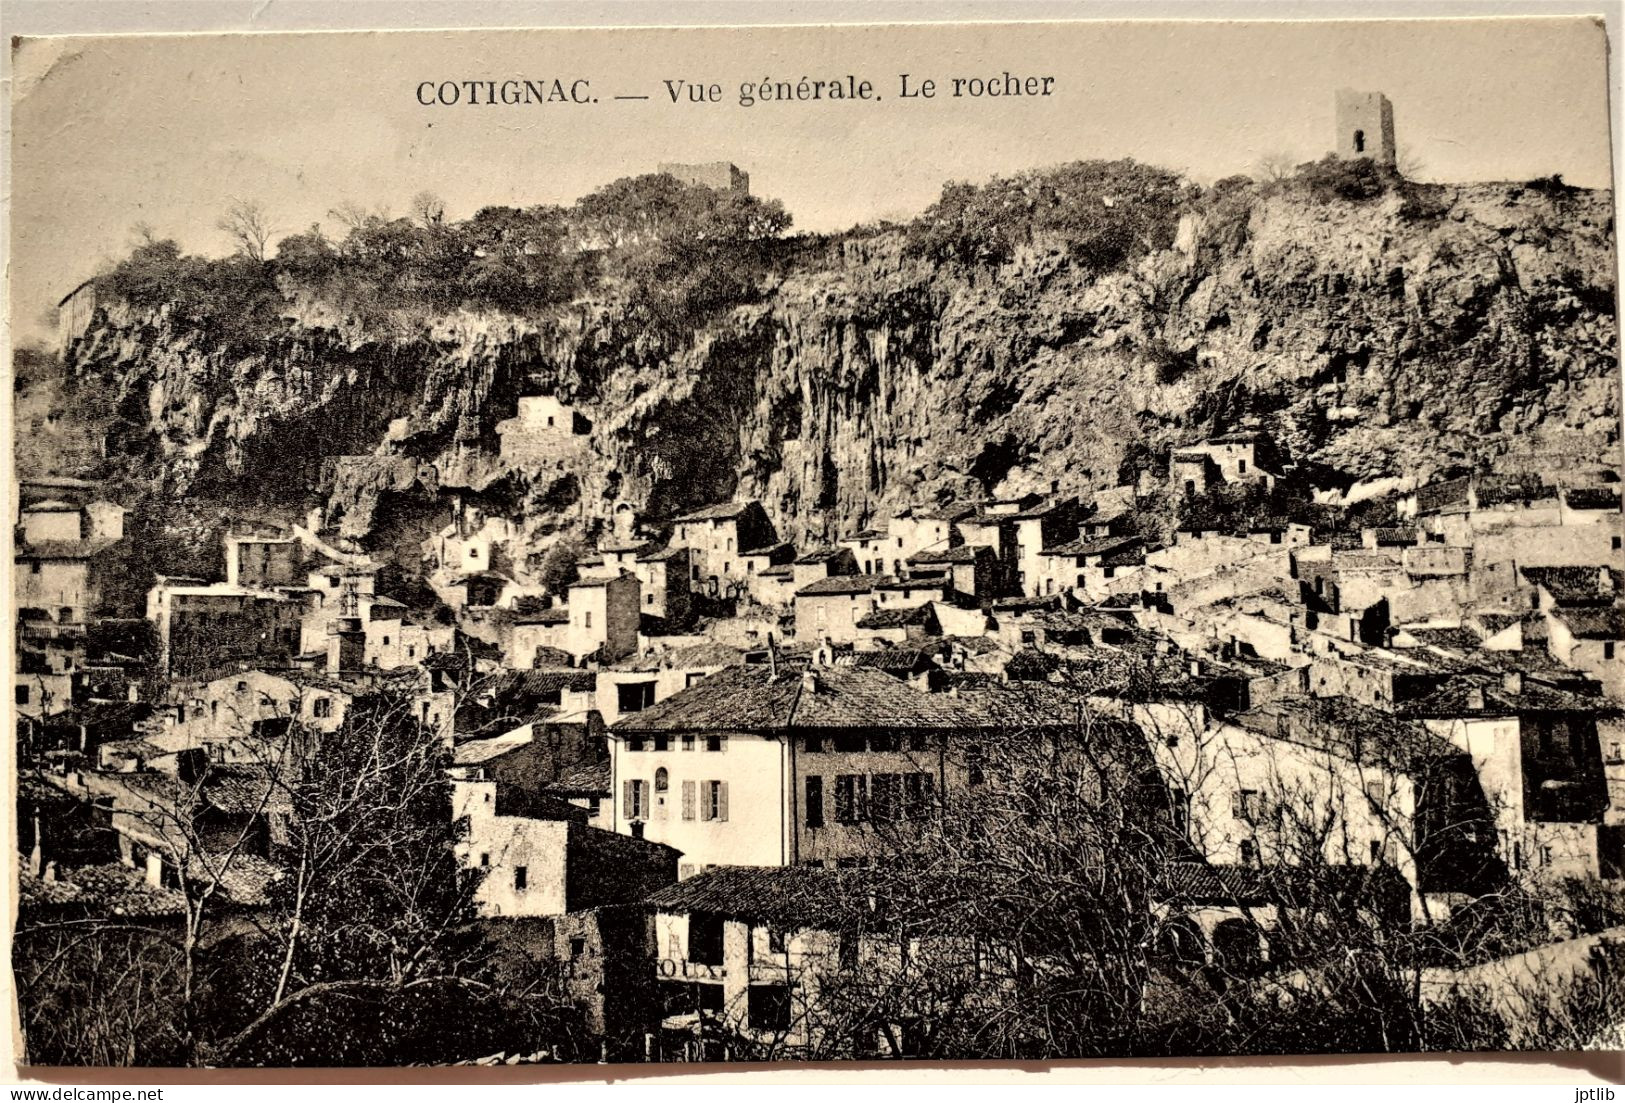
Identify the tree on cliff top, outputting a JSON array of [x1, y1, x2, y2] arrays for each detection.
[[217, 198, 276, 264], [907, 159, 1195, 270]]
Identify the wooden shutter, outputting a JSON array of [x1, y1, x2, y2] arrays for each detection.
[[624, 779, 634, 819], [701, 781, 713, 822], [718, 782, 729, 823], [682, 780, 696, 821]]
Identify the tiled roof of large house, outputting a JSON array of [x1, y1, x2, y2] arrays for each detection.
[[487, 669, 595, 697], [1476, 473, 1557, 508], [513, 607, 569, 626], [855, 606, 935, 630], [841, 648, 935, 674], [1398, 675, 1621, 719], [637, 545, 689, 563], [613, 664, 973, 733], [544, 761, 611, 796], [1155, 860, 1412, 908], [740, 541, 794, 559], [1521, 566, 1618, 607], [1553, 606, 1625, 642], [1041, 535, 1143, 558], [1413, 477, 1472, 514], [1234, 695, 1459, 769], [792, 547, 847, 565], [796, 574, 892, 597], [18, 863, 187, 918], [642, 865, 871, 928], [673, 502, 755, 523], [909, 545, 991, 564]]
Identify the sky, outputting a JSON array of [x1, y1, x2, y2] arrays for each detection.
[[9, 17, 1614, 343]]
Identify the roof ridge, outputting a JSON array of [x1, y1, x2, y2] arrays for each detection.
[[784, 666, 808, 728]]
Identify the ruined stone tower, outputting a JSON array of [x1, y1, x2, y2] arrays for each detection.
[[1335, 89, 1396, 167]]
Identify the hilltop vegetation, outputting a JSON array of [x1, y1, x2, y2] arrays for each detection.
[[48, 157, 1619, 556]]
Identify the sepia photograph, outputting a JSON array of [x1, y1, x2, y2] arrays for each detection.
[[7, 12, 1625, 1072]]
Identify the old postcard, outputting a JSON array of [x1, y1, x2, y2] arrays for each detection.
[[7, 16, 1625, 1069]]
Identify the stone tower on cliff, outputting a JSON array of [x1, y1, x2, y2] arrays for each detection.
[[1335, 89, 1396, 167]]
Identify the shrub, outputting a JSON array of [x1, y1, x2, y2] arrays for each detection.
[[906, 159, 1195, 271], [1291, 155, 1396, 203]]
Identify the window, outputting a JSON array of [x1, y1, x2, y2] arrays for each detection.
[[681, 780, 696, 820], [570, 937, 586, 961], [1614, 536, 1622, 551], [967, 745, 985, 787], [681, 734, 695, 752], [1233, 789, 1259, 822], [468, 548, 478, 559], [407, 646, 415, 659], [1020, 630, 1036, 646], [904, 773, 934, 819], [1168, 787, 1189, 839], [1353, 128, 1366, 153], [839, 928, 859, 971], [705, 735, 726, 753], [871, 774, 903, 823], [1365, 780, 1385, 811], [29, 563, 40, 575], [1238, 459, 1247, 474], [653, 734, 669, 752], [1607, 642, 1617, 661], [646, 594, 654, 606], [626, 736, 646, 752], [805, 776, 824, 828], [768, 927, 787, 954], [909, 731, 928, 753], [689, 913, 724, 965], [585, 611, 593, 629], [702, 780, 728, 822], [1239, 839, 1257, 866], [655, 767, 669, 793], [382, 636, 390, 647], [625, 778, 647, 820], [1610, 742, 1623, 765], [480, 852, 490, 867], [1269, 530, 1281, 545], [514, 866, 528, 891], [618, 681, 656, 713], [870, 732, 899, 753], [313, 696, 332, 719], [748, 985, 792, 1032], [805, 734, 824, 753], [834, 733, 866, 753], [835, 774, 867, 824], [15, 686, 27, 705]]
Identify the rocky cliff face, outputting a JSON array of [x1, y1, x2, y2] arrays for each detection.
[[61, 179, 1620, 558]]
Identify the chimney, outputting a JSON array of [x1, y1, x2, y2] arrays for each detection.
[[1189, 658, 1204, 677], [630, 821, 645, 839], [1465, 686, 1485, 711], [1502, 671, 1523, 695], [802, 671, 820, 694]]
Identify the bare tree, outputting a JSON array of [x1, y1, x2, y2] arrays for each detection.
[[1396, 143, 1427, 180], [1253, 151, 1298, 184], [410, 191, 447, 227], [216, 198, 275, 263]]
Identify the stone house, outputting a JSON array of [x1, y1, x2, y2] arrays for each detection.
[[565, 572, 642, 663], [793, 575, 888, 645], [671, 502, 777, 596]]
